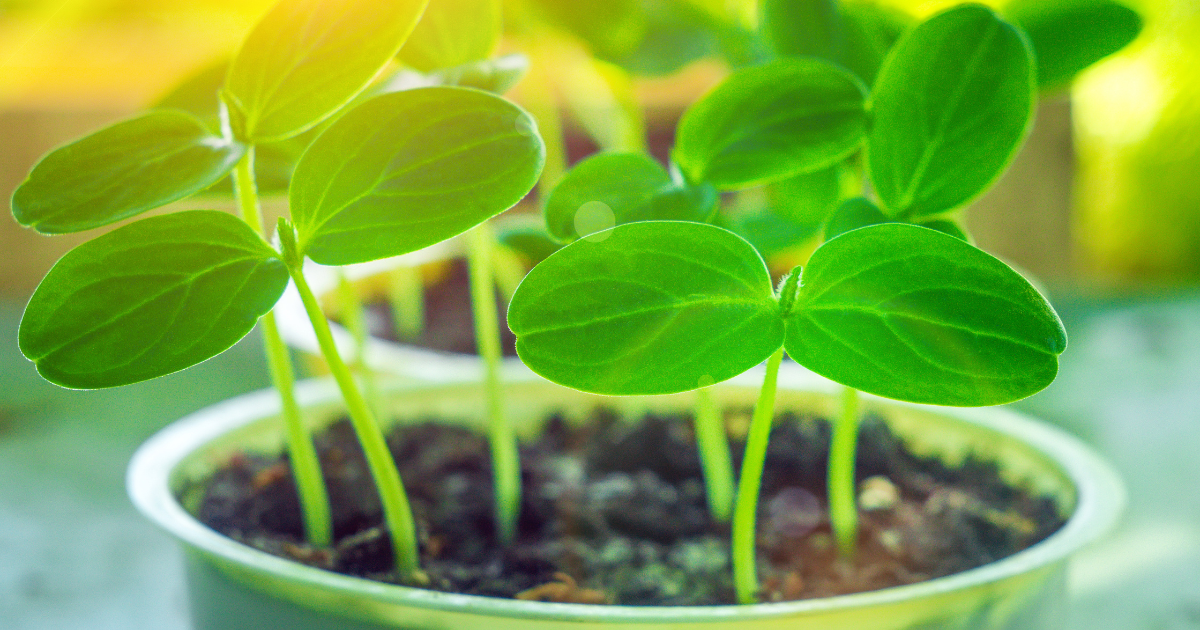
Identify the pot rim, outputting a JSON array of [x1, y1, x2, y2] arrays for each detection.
[[127, 366, 1124, 623]]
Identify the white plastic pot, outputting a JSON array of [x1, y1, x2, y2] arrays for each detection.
[[129, 366, 1123, 629]]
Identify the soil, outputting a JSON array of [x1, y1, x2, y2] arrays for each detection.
[[194, 405, 1064, 606], [355, 259, 519, 357]]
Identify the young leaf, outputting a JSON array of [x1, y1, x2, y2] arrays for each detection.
[[543, 152, 715, 242], [290, 87, 545, 266], [398, 0, 501, 72], [760, 0, 841, 61], [530, 0, 647, 59], [430, 53, 530, 94], [19, 211, 289, 389], [868, 5, 1034, 219], [784, 223, 1066, 406], [600, 0, 724, 77], [496, 223, 563, 265], [717, 210, 822, 260], [509, 221, 783, 395], [918, 218, 969, 241], [152, 58, 229, 127], [774, 163, 843, 212], [11, 111, 244, 234], [673, 58, 867, 190], [824, 196, 890, 240], [1007, 0, 1142, 89], [838, 2, 912, 86], [759, 0, 910, 86], [222, 0, 427, 143]]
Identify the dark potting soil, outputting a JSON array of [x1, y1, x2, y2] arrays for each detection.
[[194, 407, 1064, 606], [349, 259, 519, 357]]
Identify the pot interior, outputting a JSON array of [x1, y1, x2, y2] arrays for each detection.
[[168, 369, 1076, 524]]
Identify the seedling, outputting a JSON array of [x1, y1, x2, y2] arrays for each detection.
[[12, 0, 544, 581], [511, 4, 1066, 604]]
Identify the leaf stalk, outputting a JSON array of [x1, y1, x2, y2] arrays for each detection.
[[694, 385, 735, 522], [829, 385, 861, 560], [233, 149, 332, 547], [287, 258, 422, 579], [467, 223, 521, 545], [732, 346, 785, 604]]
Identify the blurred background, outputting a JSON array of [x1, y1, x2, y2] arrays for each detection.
[[2, 0, 1198, 628]]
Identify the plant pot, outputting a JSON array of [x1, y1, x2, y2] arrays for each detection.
[[128, 366, 1123, 630]]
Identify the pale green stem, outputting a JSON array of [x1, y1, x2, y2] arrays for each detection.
[[386, 265, 425, 340], [732, 347, 785, 605], [694, 386, 735, 522], [491, 241, 527, 305], [336, 271, 382, 418], [336, 271, 367, 358], [233, 149, 331, 547], [467, 223, 521, 545], [290, 264, 421, 578], [829, 385, 861, 560]]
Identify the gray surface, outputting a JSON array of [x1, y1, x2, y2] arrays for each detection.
[[2, 294, 1200, 629], [1018, 294, 1200, 629], [0, 302, 270, 629]]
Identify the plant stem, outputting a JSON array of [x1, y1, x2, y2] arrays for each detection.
[[694, 386, 735, 522], [232, 149, 331, 547], [336, 271, 367, 357], [289, 263, 421, 579], [732, 347, 785, 605], [336, 271, 382, 417], [829, 385, 861, 560], [491, 241, 527, 305], [386, 265, 425, 340], [467, 223, 521, 545]]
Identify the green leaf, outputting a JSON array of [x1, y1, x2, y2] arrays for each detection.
[[824, 196, 890, 240], [673, 58, 867, 190], [1006, 0, 1142, 89], [768, 165, 845, 227], [496, 222, 563, 265], [432, 53, 530, 94], [151, 58, 228, 128], [868, 5, 1034, 218], [543, 152, 715, 242], [530, 0, 647, 59], [222, 0, 427, 143], [838, 2, 912, 86], [601, 0, 722, 76], [11, 111, 244, 234], [759, 0, 911, 86], [760, 0, 841, 61], [784, 223, 1066, 406], [509, 221, 783, 395], [717, 210, 821, 259], [18, 211, 289, 389], [151, 59, 318, 196], [291, 87, 545, 266], [398, 0, 501, 72], [919, 218, 969, 241]]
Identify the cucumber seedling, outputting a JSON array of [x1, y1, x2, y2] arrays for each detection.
[[12, 0, 544, 581], [510, 4, 1065, 604]]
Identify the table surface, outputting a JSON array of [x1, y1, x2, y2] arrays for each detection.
[[2, 293, 1199, 629]]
